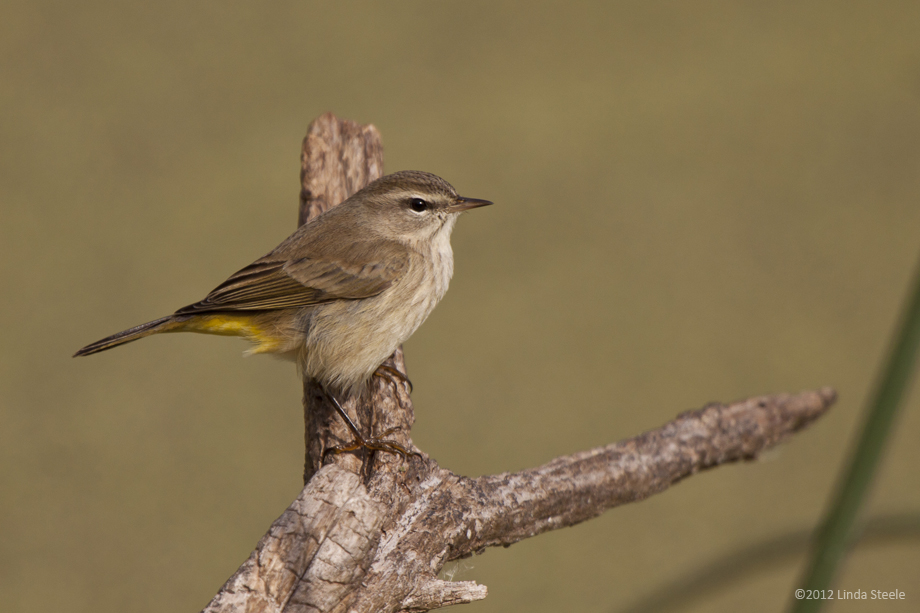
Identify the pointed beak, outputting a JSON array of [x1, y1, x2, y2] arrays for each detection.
[[451, 196, 494, 212]]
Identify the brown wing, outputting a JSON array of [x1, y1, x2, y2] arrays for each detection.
[[175, 240, 409, 314]]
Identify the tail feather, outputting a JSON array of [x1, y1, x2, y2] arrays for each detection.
[[74, 315, 179, 357]]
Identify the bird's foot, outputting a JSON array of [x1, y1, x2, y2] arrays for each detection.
[[323, 427, 419, 460], [373, 364, 413, 394]]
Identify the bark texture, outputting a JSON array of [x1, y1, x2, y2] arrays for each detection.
[[200, 113, 837, 613]]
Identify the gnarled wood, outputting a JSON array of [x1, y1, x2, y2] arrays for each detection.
[[200, 114, 837, 613], [298, 112, 384, 227]]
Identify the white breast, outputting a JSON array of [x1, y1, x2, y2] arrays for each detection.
[[302, 218, 456, 397]]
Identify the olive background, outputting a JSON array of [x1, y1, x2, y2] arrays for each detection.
[[2, 1, 919, 612]]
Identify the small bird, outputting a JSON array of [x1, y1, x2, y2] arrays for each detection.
[[75, 170, 492, 455]]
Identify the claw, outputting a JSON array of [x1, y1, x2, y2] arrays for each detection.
[[373, 364, 413, 394], [320, 388, 419, 461]]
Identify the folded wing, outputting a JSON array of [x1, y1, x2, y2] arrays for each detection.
[[175, 240, 409, 314]]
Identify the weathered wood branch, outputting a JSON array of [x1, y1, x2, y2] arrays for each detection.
[[200, 113, 837, 613]]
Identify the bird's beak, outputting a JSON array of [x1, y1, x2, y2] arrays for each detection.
[[451, 196, 494, 212]]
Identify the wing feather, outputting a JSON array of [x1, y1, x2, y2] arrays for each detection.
[[175, 239, 408, 315]]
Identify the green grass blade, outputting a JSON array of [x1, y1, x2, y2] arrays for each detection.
[[616, 513, 920, 613], [790, 256, 920, 612]]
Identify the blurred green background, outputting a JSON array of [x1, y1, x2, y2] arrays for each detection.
[[2, 1, 919, 611]]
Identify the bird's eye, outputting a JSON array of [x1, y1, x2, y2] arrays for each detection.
[[408, 198, 429, 213]]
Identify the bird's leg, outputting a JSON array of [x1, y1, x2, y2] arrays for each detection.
[[321, 388, 414, 460], [373, 364, 413, 394]]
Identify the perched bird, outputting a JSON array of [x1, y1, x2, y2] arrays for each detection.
[[75, 170, 492, 455]]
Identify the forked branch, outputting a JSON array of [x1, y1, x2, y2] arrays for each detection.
[[200, 113, 836, 613]]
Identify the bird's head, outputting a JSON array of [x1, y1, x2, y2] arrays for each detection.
[[350, 170, 492, 243]]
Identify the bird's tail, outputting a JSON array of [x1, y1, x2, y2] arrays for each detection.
[[74, 315, 184, 357]]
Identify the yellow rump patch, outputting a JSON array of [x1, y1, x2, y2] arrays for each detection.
[[180, 315, 282, 354]]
